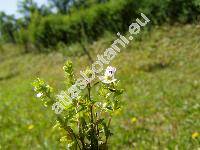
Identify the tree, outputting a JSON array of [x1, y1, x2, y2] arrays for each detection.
[[73, 0, 95, 9], [18, 0, 38, 24], [48, 0, 73, 14], [74, 0, 109, 9], [38, 4, 52, 16], [96, 0, 109, 3], [48, 0, 109, 14], [0, 12, 17, 43]]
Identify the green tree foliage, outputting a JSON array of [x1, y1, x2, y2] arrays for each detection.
[[18, 0, 51, 25], [1, 0, 200, 51], [48, 0, 73, 14], [47, 0, 106, 14], [0, 12, 17, 43], [18, 0, 39, 24], [38, 4, 52, 16], [141, 0, 200, 24], [23, 0, 141, 48]]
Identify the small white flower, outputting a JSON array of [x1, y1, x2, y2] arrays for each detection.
[[105, 66, 116, 77], [99, 66, 117, 84], [36, 92, 43, 98]]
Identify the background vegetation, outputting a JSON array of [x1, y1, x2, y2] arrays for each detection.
[[0, 0, 199, 149], [1, 0, 200, 51]]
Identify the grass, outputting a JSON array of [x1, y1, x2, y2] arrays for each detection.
[[0, 24, 200, 149]]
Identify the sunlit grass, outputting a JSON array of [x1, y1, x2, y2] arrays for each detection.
[[0, 25, 199, 149]]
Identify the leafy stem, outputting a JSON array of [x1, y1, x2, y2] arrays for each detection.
[[88, 83, 98, 149]]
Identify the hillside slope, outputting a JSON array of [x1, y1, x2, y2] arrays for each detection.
[[0, 25, 200, 149]]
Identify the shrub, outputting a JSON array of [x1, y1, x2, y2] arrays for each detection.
[[17, 0, 200, 50], [140, 0, 200, 24], [25, 0, 140, 48]]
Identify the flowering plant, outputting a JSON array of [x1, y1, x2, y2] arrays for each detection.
[[32, 61, 123, 149]]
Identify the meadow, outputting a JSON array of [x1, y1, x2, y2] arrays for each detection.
[[0, 24, 199, 149]]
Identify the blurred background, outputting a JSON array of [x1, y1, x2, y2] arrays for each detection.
[[0, 0, 200, 149]]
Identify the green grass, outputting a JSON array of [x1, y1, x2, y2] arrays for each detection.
[[0, 24, 200, 149]]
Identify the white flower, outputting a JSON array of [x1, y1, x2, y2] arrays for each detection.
[[105, 66, 116, 77], [99, 66, 117, 84], [36, 92, 43, 98]]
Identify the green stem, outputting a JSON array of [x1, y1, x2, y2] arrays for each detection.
[[105, 117, 112, 146], [88, 84, 98, 149]]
